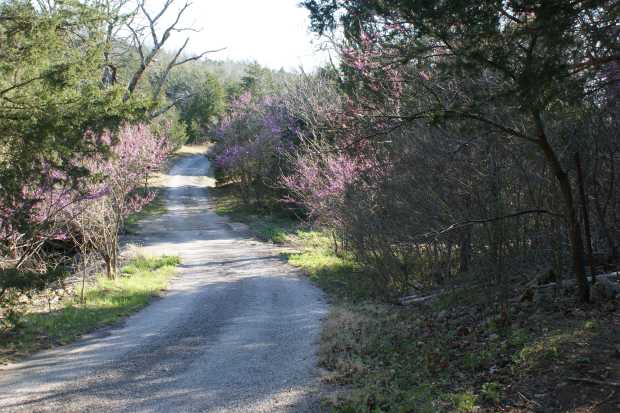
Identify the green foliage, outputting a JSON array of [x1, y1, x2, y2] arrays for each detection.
[[0, 264, 70, 330], [240, 62, 275, 97], [0, 265, 68, 293], [165, 64, 225, 141], [0, 0, 142, 229], [306, 0, 617, 109], [480, 382, 501, 404], [220, 61, 292, 102], [449, 391, 478, 412], [512, 331, 565, 368], [150, 106, 188, 149], [508, 328, 530, 348], [255, 225, 288, 244]]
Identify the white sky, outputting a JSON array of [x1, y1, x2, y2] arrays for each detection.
[[155, 0, 331, 71]]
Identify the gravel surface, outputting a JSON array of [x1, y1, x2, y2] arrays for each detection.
[[0, 154, 327, 412]]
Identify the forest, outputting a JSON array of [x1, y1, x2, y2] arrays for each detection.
[[1, 0, 619, 412]]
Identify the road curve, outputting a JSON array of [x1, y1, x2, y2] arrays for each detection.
[[0, 154, 327, 412]]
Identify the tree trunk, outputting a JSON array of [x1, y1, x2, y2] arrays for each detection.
[[593, 193, 618, 262], [104, 257, 114, 280], [445, 238, 453, 278], [459, 228, 472, 273], [111, 247, 118, 280], [533, 112, 589, 302], [575, 152, 595, 281], [81, 258, 87, 304], [125, 59, 151, 101]]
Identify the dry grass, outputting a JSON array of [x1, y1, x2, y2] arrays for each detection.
[[319, 306, 372, 384], [176, 144, 210, 155]]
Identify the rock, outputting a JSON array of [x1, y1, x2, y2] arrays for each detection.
[[537, 269, 557, 285], [591, 276, 620, 302], [534, 287, 556, 305], [520, 287, 534, 302], [227, 222, 250, 233]]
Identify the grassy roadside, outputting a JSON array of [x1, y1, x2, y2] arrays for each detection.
[[316, 286, 619, 412], [210, 184, 298, 244], [125, 190, 168, 233], [0, 254, 180, 365], [0, 145, 202, 364], [210, 187, 620, 412]]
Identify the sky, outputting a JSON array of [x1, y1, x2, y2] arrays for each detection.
[[155, 0, 331, 71]]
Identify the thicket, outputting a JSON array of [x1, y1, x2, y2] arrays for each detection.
[[213, 1, 619, 303], [211, 63, 300, 209]]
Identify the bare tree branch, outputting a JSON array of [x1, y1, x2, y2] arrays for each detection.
[[149, 93, 196, 118], [123, 0, 223, 103], [150, 42, 224, 103]]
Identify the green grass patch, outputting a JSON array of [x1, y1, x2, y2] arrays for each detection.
[[210, 184, 298, 244], [449, 391, 478, 412], [211, 185, 256, 219], [124, 189, 167, 234], [255, 224, 289, 244], [511, 318, 598, 371], [283, 231, 375, 300], [0, 255, 180, 364], [320, 303, 456, 412]]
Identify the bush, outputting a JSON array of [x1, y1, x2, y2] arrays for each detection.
[[212, 91, 298, 208]]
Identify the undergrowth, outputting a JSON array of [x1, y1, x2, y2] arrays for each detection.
[[316, 290, 615, 412], [211, 184, 298, 244], [0, 255, 180, 364]]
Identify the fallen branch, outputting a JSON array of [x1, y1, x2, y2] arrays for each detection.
[[399, 293, 437, 306], [533, 272, 618, 290], [592, 390, 616, 409], [567, 377, 620, 387], [517, 391, 542, 408]]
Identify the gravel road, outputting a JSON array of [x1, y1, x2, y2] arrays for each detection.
[[0, 154, 327, 412]]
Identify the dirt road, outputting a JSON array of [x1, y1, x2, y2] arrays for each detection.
[[0, 153, 327, 412]]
